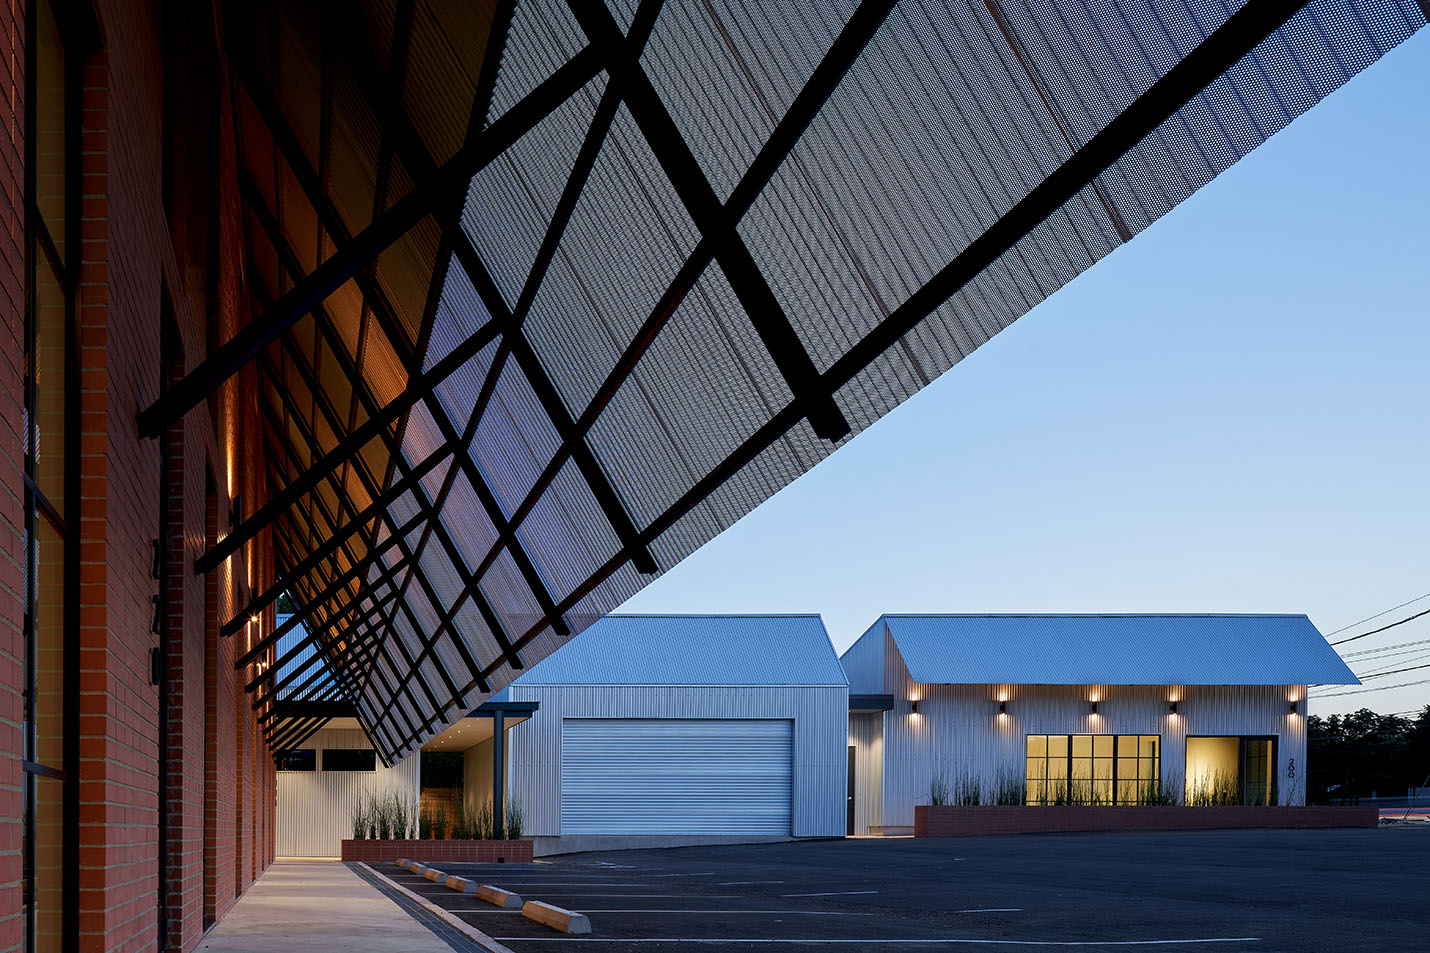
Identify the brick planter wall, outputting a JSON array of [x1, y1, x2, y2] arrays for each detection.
[[340, 839, 534, 864], [914, 805, 1379, 837]]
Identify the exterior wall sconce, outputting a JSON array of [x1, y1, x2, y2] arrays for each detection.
[[910, 700, 919, 714], [1168, 701, 1177, 715], [998, 700, 1007, 715], [1089, 701, 1098, 715], [229, 494, 244, 529], [1289, 700, 1299, 715]]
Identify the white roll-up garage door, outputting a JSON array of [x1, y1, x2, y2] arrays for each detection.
[[560, 719, 793, 835]]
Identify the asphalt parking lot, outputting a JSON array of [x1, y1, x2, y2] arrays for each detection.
[[365, 827, 1424, 953]]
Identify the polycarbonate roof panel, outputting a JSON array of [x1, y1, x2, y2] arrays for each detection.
[[877, 614, 1359, 686], [235, 0, 1423, 760], [512, 614, 849, 686]]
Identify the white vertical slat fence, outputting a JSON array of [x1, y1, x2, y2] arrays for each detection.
[[275, 726, 420, 857]]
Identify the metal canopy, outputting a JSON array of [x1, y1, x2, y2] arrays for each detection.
[[149, 0, 1421, 761]]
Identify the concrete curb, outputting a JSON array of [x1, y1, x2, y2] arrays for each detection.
[[522, 899, 592, 934], [475, 884, 523, 909], [423, 867, 444, 883], [394, 858, 409, 868], [358, 862, 518, 953]]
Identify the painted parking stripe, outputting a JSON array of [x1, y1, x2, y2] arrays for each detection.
[[718, 880, 785, 885], [558, 909, 877, 915], [357, 863, 519, 953], [958, 908, 1024, 913], [488, 938, 1260, 946], [780, 889, 879, 897], [448, 909, 524, 914], [440, 881, 659, 886], [526, 887, 749, 892]]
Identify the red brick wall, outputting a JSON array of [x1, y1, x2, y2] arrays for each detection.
[[71, 1, 274, 950], [0, 4, 26, 952], [341, 839, 535, 865], [914, 805, 1381, 837], [1, 2, 276, 949]]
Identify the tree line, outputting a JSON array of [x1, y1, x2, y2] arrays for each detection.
[[1307, 706, 1430, 802]]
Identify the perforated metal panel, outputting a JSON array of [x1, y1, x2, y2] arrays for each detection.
[[213, 0, 1426, 762], [560, 718, 793, 835]]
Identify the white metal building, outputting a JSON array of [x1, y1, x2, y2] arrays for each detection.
[[505, 615, 850, 855], [274, 720, 420, 858], [843, 614, 1358, 835]]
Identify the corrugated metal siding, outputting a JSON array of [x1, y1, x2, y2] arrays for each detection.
[[873, 645, 1308, 828], [881, 614, 1355, 685], [512, 614, 848, 686], [275, 726, 420, 857], [507, 684, 847, 838], [838, 618, 888, 695], [561, 719, 792, 835], [847, 713, 884, 836], [463, 738, 497, 805]]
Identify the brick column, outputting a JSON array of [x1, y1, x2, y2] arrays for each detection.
[[0, 4, 27, 952]]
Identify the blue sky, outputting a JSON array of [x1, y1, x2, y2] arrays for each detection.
[[620, 30, 1430, 718]]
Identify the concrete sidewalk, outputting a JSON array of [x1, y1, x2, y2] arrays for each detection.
[[196, 861, 452, 953]]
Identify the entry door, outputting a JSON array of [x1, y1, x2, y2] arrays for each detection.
[[847, 745, 856, 835], [561, 719, 793, 835], [1241, 738, 1274, 806]]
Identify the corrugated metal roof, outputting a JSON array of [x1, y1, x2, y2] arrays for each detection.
[[510, 614, 848, 687], [868, 614, 1358, 686]]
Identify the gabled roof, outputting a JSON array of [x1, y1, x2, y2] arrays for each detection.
[[510, 614, 847, 687], [866, 614, 1358, 686]]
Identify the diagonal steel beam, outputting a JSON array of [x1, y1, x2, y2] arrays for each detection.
[[432, 0, 905, 604], [248, 383, 431, 698], [137, 43, 603, 439], [241, 174, 510, 701], [221, 445, 448, 634], [375, 0, 1319, 755], [258, 595, 392, 711], [228, 35, 420, 375], [194, 311, 499, 575], [567, 2, 851, 443], [257, 592, 385, 718], [336, 0, 662, 575], [256, 537, 389, 712], [378, 0, 907, 757], [253, 421, 457, 731], [236, 543, 413, 670], [337, 2, 673, 732]]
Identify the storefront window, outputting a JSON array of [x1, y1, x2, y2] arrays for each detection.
[[24, 2, 79, 951], [1185, 736, 1277, 806], [1026, 735, 1162, 805]]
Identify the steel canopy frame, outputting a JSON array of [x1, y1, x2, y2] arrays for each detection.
[[135, 39, 602, 439], [373, 0, 1332, 757], [228, 1, 532, 752], [133, 0, 1420, 761]]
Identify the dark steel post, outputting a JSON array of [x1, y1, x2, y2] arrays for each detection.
[[492, 709, 506, 840]]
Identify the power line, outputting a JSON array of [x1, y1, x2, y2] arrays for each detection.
[[1358, 648, 1430, 674], [1330, 607, 1430, 646], [1356, 661, 1430, 680], [1326, 590, 1430, 637], [1308, 655, 1430, 687], [1354, 650, 1430, 672], [1313, 677, 1430, 698], [1341, 637, 1430, 659]]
